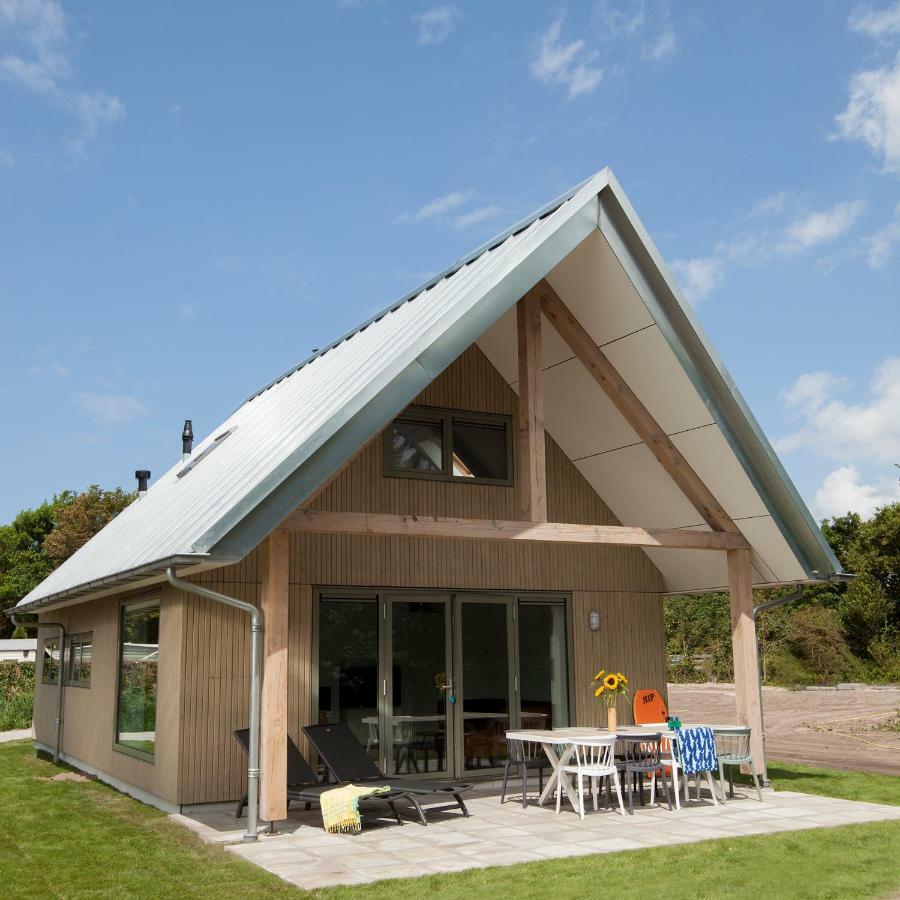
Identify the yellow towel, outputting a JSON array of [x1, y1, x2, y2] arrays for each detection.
[[320, 784, 391, 834]]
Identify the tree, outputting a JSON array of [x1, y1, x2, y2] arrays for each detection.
[[0, 493, 75, 638], [43, 486, 134, 566], [0, 486, 134, 638]]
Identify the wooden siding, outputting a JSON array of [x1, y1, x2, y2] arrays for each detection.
[[32, 588, 185, 805], [30, 346, 668, 806], [175, 346, 668, 804]]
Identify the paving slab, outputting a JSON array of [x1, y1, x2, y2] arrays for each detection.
[[170, 783, 900, 890]]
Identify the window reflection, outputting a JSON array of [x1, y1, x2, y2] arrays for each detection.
[[117, 600, 160, 757]]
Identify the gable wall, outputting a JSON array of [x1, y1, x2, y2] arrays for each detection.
[[176, 345, 667, 805]]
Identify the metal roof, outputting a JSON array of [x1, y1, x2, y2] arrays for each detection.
[[14, 167, 840, 613]]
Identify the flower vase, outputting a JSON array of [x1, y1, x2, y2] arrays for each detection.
[[607, 705, 617, 734]]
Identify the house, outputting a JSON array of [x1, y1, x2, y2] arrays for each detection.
[[9, 168, 841, 838], [0, 638, 38, 662]]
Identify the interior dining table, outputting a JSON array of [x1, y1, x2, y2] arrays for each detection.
[[504, 724, 694, 811]]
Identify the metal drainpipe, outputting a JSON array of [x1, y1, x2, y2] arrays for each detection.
[[166, 567, 263, 843], [752, 586, 804, 784], [10, 613, 66, 764]]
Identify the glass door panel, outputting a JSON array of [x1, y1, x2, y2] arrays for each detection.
[[387, 597, 451, 776], [518, 602, 570, 730], [457, 598, 512, 773], [317, 597, 380, 761]]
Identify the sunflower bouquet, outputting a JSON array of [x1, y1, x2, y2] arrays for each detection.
[[591, 669, 629, 709]]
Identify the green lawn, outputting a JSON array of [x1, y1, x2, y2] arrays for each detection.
[[0, 740, 897, 899]]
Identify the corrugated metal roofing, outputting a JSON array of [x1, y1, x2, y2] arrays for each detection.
[[17, 171, 607, 610], [15, 166, 841, 611]]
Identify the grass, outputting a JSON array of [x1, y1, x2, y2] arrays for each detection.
[[0, 740, 897, 899]]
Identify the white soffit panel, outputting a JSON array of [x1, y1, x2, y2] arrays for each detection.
[[542, 358, 640, 460], [477, 307, 573, 384], [576, 443, 701, 530], [735, 516, 808, 583], [670, 425, 770, 522], [545, 229, 655, 345], [644, 547, 771, 593], [602, 326, 715, 436]]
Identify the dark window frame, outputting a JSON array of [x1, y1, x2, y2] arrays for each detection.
[[383, 404, 513, 486], [114, 594, 161, 764], [65, 631, 93, 688], [40, 636, 61, 685]]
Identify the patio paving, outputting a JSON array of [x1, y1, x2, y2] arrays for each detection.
[[172, 783, 900, 890]]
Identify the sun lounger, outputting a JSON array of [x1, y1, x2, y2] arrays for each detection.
[[303, 723, 472, 823]]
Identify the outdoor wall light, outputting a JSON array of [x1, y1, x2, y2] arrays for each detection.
[[588, 609, 600, 632]]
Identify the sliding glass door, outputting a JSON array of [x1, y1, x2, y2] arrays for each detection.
[[316, 590, 569, 778], [385, 595, 453, 776]]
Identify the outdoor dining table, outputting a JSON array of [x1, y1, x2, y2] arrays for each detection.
[[504, 724, 695, 812]]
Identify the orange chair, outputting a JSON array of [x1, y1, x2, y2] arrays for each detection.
[[633, 689, 668, 725]]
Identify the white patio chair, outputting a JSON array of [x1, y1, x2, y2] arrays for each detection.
[[557, 735, 625, 819]]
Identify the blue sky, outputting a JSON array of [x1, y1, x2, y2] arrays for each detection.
[[2, 0, 899, 524]]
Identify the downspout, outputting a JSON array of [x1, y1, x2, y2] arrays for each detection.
[[752, 585, 805, 783], [166, 567, 263, 843], [10, 612, 66, 764]]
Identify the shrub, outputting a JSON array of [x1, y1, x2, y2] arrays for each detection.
[[0, 661, 34, 730]]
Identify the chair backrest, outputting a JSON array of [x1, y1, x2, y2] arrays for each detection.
[[506, 737, 544, 763], [712, 726, 752, 762], [571, 736, 616, 770], [674, 726, 719, 774], [633, 689, 668, 725], [618, 733, 662, 768], [233, 728, 319, 786], [303, 723, 384, 781]]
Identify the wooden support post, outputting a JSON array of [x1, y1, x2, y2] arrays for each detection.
[[259, 528, 289, 823], [517, 288, 546, 522], [728, 547, 766, 779]]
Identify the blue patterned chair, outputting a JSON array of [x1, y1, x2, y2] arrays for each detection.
[[672, 726, 720, 806]]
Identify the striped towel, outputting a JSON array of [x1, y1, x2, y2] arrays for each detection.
[[320, 784, 391, 834]]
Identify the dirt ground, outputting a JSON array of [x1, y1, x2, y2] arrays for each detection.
[[669, 682, 900, 776]]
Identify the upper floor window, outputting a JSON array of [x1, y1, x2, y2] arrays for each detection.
[[66, 632, 93, 687], [385, 405, 512, 485]]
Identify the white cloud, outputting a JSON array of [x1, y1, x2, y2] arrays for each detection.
[[833, 52, 900, 173], [670, 196, 866, 302], [0, 147, 12, 165], [748, 190, 793, 219], [848, 2, 900, 39], [531, 15, 603, 99], [593, 0, 645, 36], [178, 303, 197, 319], [76, 391, 149, 423], [412, 4, 460, 45], [813, 465, 900, 519], [453, 204, 501, 229], [865, 200, 900, 267], [0, 0, 124, 151], [395, 190, 472, 224], [781, 200, 866, 253], [776, 357, 900, 463], [642, 23, 677, 61], [669, 257, 724, 305]]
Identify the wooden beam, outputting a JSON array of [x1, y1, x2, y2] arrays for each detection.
[[282, 509, 749, 551], [259, 528, 289, 823], [517, 289, 546, 522], [537, 280, 739, 534], [728, 547, 766, 779]]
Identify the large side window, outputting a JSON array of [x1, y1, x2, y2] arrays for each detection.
[[66, 632, 93, 687], [116, 598, 160, 760], [41, 637, 61, 684], [385, 405, 512, 484]]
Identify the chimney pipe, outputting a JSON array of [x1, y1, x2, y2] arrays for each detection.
[[182, 419, 194, 463], [135, 470, 151, 498]]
